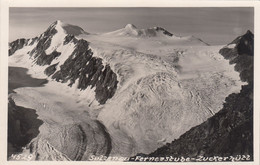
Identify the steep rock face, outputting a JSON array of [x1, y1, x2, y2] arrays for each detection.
[[9, 37, 39, 56], [219, 30, 254, 82], [8, 98, 43, 157], [28, 21, 60, 66], [132, 31, 254, 161], [44, 63, 59, 76], [50, 37, 118, 104], [229, 30, 253, 55], [63, 34, 78, 45], [9, 38, 29, 56], [8, 67, 47, 158]]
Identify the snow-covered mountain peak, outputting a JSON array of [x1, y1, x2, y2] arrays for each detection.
[[56, 19, 62, 24], [180, 35, 210, 46], [34, 20, 88, 54], [53, 20, 63, 26], [104, 24, 175, 38], [48, 20, 64, 31], [48, 20, 87, 36], [124, 24, 137, 29]]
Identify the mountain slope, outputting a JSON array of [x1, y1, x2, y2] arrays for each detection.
[[9, 20, 118, 105], [132, 31, 254, 162]]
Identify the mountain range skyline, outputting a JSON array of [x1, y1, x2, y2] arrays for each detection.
[[9, 7, 254, 45]]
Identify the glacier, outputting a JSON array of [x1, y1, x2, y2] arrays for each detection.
[[8, 20, 245, 160]]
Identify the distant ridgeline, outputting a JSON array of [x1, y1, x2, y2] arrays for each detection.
[[131, 30, 254, 162], [8, 21, 118, 104]]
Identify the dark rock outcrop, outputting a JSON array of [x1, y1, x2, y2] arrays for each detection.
[[63, 34, 78, 45], [34, 50, 61, 66], [9, 38, 29, 56], [8, 67, 47, 157], [44, 63, 59, 76], [51, 39, 118, 104], [219, 30, 253, 83], [8, 98, 43, 157], [154, 27, 173, 37], [131, 31, 254, 162], [229, 30, 253, 55], [28, 22, 60, 66], [9, 37, 39, 56]]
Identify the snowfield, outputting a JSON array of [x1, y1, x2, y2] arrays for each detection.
[[8, 21, 245, 160]]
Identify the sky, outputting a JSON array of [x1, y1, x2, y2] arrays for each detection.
[[9, 7, 254, 45]]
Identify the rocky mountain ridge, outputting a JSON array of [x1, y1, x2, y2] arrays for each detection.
[[9, 20, 118, 104]]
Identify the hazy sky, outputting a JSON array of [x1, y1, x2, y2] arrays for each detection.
[[9, 7, 254, 45]]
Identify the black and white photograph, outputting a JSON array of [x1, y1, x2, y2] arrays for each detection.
[[0, 0, 259, 164]]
